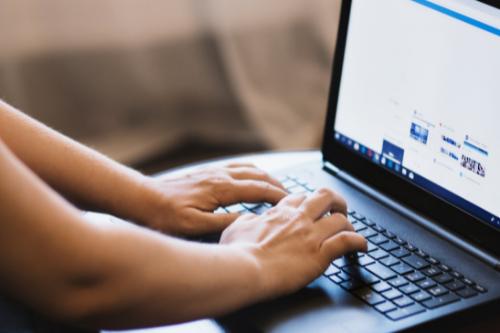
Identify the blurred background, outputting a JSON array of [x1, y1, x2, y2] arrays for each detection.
[[0, 0, 341, 174]]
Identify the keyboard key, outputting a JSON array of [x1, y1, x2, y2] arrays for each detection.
[[369, 234, 389, 245], [288, 186, 308, 195], [415, 250, 429, 258], [421, 267, 442, 277], [383, 231, 397, 239], [363, 219, 376, 227], [281, 179, 297, 189], [417, 279, 437, 290], [411, 290, 432, 302], [388, 277, 409, 288], [445, 280, 465, 291], [375, 301, 398, 313], [386, 303, 425, 321], [324, 265, 341, 276], [347, 208, 355, 215], [333, 257, 351, 268], [353, 287, 386, 305], [394, 296, 415, 308], [358, 228, 378, 238], [353, 213, 365, 220], [434, 273, 454, 285], [404, 243, 418, 252], [277, 175, 288, 183], [337, 271, 352, 281], [402, 254, 431, 270], [428, 286, 448, 297], [225, 203, 247, 213], [242, 203, 261, 210], [424, 256, 439, 264], [462, 278, 475, 286], [353, 222, 368, 232], [367, 242, 378, 252], [450, 271, 463, 279], [368, 249, 389, 260], [372, 282, 392, 293], [214, 207, 228, 214], [405, 271, 426, 283], [380, 241, 400, 252], [437, 264, 451, 272], [372, 225, 386, 233], [295, 178, 308, 185], [399, 284, 420, 295], [286, 173, 299, 180], [340, 280, 363, 291], [348, 215, 358, 224], [345, 252, 364, 260], [365, 263, 398, 280], [473, 285, 488, 293], [380, 256, 401, 267], [457, 288, 479, 298], [391, 248, 411, 258], [328, 275, 343, 284], [382, 289, 403, 300], [423, 293, 460, 309], [251, 205, 270, 215], [390, 263, 414, 275], [353, 256, 376, 267], [343, 265, 381, 285], [393, 237, 407, 246]]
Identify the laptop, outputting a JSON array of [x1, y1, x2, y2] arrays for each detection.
[[213, 0, 500, 332]]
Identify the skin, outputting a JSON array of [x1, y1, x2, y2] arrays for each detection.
[[0, 100, 367, 330]]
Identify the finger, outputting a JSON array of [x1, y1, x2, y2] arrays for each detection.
[[227, 167, 286, 191], [276, 193, 308, 209], [220, 180, 288, 206], [320, 232, 368, 263], [225, 163, 257, 169], [313, 213, 355, 242], [191, 211, 256, 235], [298, 188, 347, 221]]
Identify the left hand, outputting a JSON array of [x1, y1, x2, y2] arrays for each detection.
[[136, 163, 288, 237]]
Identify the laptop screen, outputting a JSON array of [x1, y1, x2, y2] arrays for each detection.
[[333, 0, 500, 230]]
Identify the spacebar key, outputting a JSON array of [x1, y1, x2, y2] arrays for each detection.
[[365, 262, 398, 280], [343, 265, 381, 285]]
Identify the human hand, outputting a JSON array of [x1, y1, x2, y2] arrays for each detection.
[[220, 188, 367, 301], [137, 164, 288, 236]]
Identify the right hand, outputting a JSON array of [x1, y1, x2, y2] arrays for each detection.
[[220, 188, 367, 301]]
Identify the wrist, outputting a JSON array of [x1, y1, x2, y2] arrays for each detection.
[[229, 244, 270, 304], [105, 172, 161, 228]]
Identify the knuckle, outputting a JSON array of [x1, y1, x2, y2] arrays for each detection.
[[332, 212, 352, 230], [265, 206, 281, 216], [337, 232, 353, 248]]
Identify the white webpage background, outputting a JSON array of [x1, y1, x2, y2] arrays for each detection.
[[335, 0, 500, 217]]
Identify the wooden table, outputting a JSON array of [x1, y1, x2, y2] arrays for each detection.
[[93, 151, 498, 333]]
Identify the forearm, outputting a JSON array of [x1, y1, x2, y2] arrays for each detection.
[[0, 100, 153, 223], [0, 138, 264, 329], [73, 229, 263, 329]]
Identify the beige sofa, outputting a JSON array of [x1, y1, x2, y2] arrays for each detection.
[[0, 0, 341, 165]]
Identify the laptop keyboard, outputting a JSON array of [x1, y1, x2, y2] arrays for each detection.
[[216, 174, 489, 321]]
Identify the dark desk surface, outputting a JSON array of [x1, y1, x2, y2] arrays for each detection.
[[94, 151, 498, 333]]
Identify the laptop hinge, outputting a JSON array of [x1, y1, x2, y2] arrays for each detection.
[[324, 161, 340, 175]]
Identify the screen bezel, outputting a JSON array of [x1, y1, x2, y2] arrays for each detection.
[[322, 0, 500, 256]]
